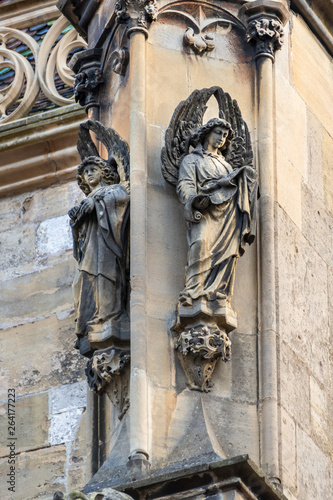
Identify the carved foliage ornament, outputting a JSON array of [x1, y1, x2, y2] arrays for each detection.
[[115, 0, 157, 27], [246, 17, 284, 59], [86, 347, 130, 418], [73, 68, 104, 108], [176, 324, 231, 391], [184, 27, 215, 54]]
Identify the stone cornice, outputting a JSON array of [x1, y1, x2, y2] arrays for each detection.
[[0, 0, 60, 29], [0, 104, 85, 198]]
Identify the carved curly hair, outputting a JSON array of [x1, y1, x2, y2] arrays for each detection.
[[195, 118, 234, 152], [76, 156, 120, 194]]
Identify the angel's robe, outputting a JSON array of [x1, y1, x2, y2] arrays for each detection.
[[176, 144, 258, 309], [70, 183, 129, 349]]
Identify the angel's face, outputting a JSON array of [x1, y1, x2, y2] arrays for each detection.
[[83, 163, 102, 190], [205, 126, 229, 151]]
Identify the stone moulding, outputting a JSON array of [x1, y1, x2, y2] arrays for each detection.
[[0, 104, 85, 198], [0, 0, 58, 29]]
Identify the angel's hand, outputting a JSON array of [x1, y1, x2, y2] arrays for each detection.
[[68, 205, 80, 220], [79, 198, 95, 216], [193, 195, 210, 210]]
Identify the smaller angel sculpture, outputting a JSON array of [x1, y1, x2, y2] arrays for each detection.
[[162, 87, 258, 390], [68, 121, 130, 356]]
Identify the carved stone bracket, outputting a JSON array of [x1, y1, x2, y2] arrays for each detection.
[[86, 346, 130, 419], [240, 0, 290, 61], [175, 323, 231, 391], [73, 68, 104, 108], [69, 48, 103, 111]]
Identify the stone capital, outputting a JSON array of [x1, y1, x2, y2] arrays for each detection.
[[240, 0, 290, 61]]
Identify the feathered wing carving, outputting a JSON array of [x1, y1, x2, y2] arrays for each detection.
[[161, 86, 254, 186], [77, 120, 130, 181]]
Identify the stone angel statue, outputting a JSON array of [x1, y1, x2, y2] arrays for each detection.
[[162, 87, 258, 390], [68, 121, 130, 356]]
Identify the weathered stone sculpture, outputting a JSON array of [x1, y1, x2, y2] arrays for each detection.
[[69, 120, 130, 357], [162, 87, 258, 390]]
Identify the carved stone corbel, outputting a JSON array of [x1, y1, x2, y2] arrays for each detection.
[[175, 323, 231, 391], [69, 48, 104, 112], [86, 346, 130, 419]]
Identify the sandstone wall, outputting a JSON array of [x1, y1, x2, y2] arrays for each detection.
[[275, 12, 333, 500], [0, 179, 91, 499]]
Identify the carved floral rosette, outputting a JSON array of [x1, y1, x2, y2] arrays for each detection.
[[175, 324, 231, 392]]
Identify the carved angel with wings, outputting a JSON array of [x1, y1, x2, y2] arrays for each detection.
[[162, 87, 258, 331], [69, 121, 130, 356]]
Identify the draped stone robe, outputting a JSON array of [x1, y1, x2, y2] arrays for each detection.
[[176, 145, 258, 313], [71, 183, 130, 349]]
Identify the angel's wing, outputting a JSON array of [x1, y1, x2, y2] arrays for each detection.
[[216, 91, 253, 168], [79, 120, 130, 180], [161, 87, 222, 186], [161, 87, 254, 186], [77, 122, 99, 160]]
